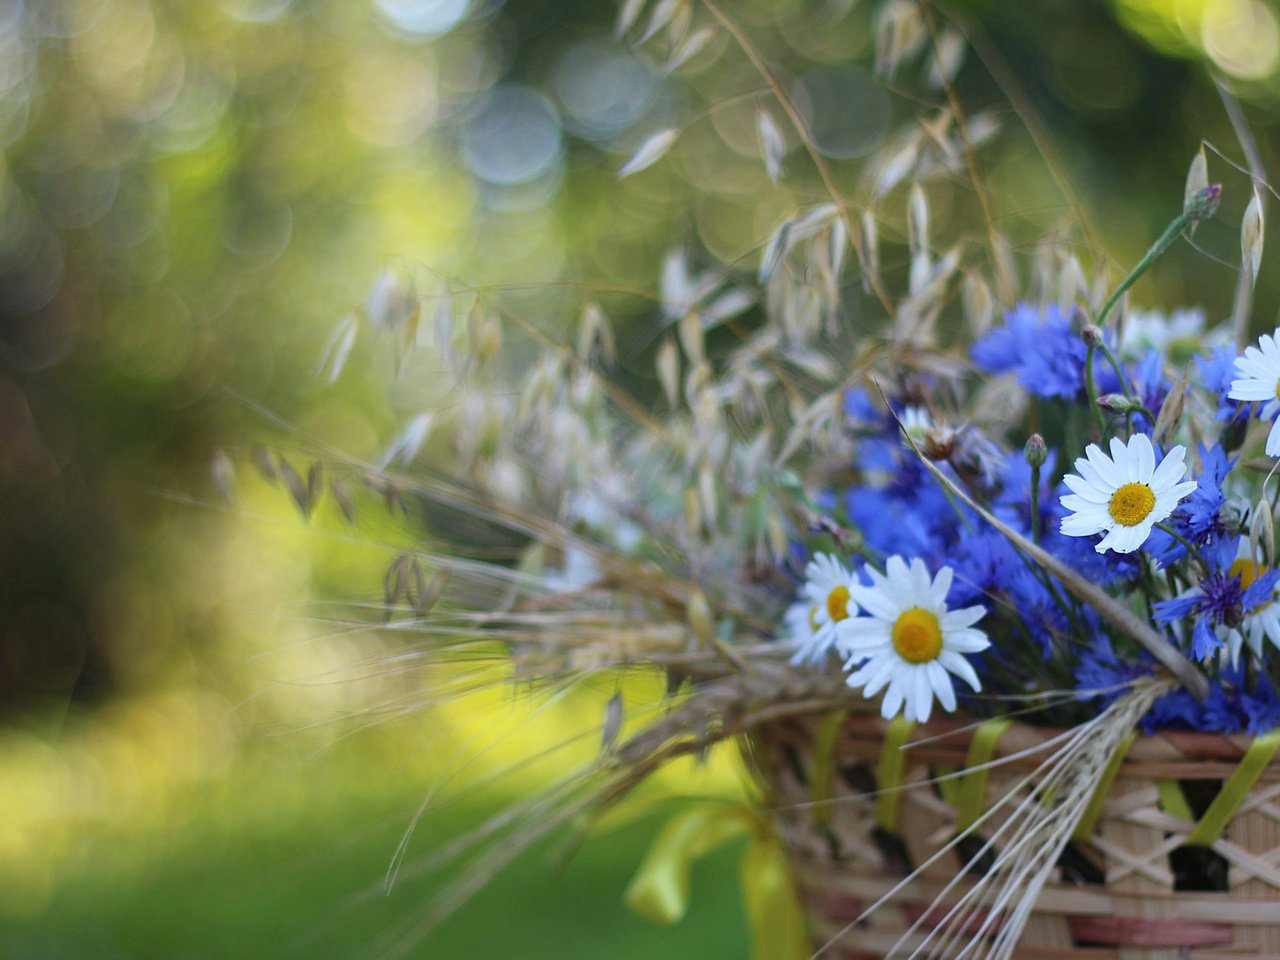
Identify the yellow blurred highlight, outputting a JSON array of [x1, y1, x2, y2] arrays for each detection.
[[1118, 0, 1280, 78], [372, 167, 474, 263], [1202, 0, 1280, 78], [0, 473, 743, 926]]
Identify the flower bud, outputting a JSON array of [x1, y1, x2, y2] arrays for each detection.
[[1081, 324, 1104, 347], [922, 426, 957, 462], [1097, 393, 1137, 413], [1023, 433, 1046, 468], [1185, 183, 1222, 222]]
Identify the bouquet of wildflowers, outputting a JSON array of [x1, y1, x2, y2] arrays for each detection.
[[261, 3, 1280, 956]]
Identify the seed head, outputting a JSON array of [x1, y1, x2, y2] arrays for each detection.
[[1023, 433, 1046, 469], [1184, 183, 1222, 222]]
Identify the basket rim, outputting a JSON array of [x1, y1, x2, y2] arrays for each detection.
[[763, 710, 1280, 781]]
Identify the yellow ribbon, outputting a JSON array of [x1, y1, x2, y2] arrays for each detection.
[[625, 802, 809, 960], [954, 718, 1011, 832], [810, 710, 848, 829], [1155, 778, 1194, 822], [876, 717, 916, 831], [1185, 730, 1280, 847]]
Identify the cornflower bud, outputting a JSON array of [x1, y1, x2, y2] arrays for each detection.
[[1081, 324, 1104, 347], [1023, 433, 1046, 468], [1097, 393, 1137, 413], [1184, 183, 1222, 222]]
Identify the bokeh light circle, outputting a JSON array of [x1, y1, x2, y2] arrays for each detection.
[[1202, 0, 1279, 80], [375, 0, 470, 38], [552, 38, 658, 142], [460, 85, 563, 185], [791, 64, 890, 160]]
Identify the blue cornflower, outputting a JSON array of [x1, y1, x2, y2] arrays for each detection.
[[1147, 443, 1233, 565], [972, 304, 1098, 399], [1243, 676, 1280, 735], [1196, 346, 1248, 424], [1144, 688, 1203, 733], [1126, 349, 1171, 434], [947, 531, 1021, 608], [1075, 635, 1148, 705], [843, 387, 880, 423], [1180, 444, 1234, 541], [1200, 682, 1245, 734], [1152, 535, 1280, 661]]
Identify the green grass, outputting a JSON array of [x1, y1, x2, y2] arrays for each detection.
[[1, 746, 749, 959]]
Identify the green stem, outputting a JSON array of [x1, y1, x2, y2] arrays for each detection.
[[1084, 342, 1109, 438], [1029, 463, 1042, 546], [1155, 521, 1207, 573], [1098, 341, 1133, 397], [1097, 212, 1191, 332]]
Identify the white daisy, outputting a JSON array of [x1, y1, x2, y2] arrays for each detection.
[[1118, 307, 1223, 361], [899, 407, 933, 446], [783, 601, 818, 664], [1229, 329, 1280, 457], [1222, 539, 1280, 667], [834, 556, 989, 723], [1059, 434, 1197, 554], [790, 553, 859, 666]]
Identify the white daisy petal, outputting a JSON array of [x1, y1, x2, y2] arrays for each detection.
[[927, 661, 956, 712], [847, 584, 899, 621], [941, 605, 985, 630], [1109, 437, 1134, 481], [1062, 473, 1111, 502], [880, 675, 906, 719], [1267, 419, 1280, 458], [930, 565, 953, 605], [1148, 446, 1187, 488], [943, 628, 990, 653], [911, 669, 933, 722], [1084, 443, 1120, 486], [836, 621, 893, 650], [1059, 495, 1108, 518], [1072, 457, 1113, 494], [849, 654, 895, 694], [1132, 433, 1155, 482], [885, 555, 909, 583], [1061, 511, 1107, 537], [938, 650, 981, 691], [1230, 379, 1276, 401]]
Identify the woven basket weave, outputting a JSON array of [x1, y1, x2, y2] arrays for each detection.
[[755, 712, 1280, 959]]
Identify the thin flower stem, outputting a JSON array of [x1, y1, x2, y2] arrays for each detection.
[[1084, 342, 1109, 438], [1029, 463, 1041, 545], [1097, 341, 1131, 397], [1096, 212, 1191, 332], [1155, 522, 1208, 573]]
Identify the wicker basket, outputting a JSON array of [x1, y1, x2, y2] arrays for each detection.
[[755, 712, 1280, 959]]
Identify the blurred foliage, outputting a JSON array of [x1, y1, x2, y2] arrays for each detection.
[[4, 0, 1280, 954], [4, 0, 1280, 713]]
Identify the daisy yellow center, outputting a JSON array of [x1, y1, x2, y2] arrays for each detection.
[[826, 586, 851, 622], [1274, 379, 1280, 401], [808, 604, 820, 630], [891, 607, 943, 664], [1108, 482, 1156, 527], [1229, 558, 1271, 611]]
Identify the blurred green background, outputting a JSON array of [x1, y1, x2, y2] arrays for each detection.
[[2, 0, 1280, 956]]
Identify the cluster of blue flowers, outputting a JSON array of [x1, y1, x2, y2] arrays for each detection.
[[796, 303, 1280, 734]]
